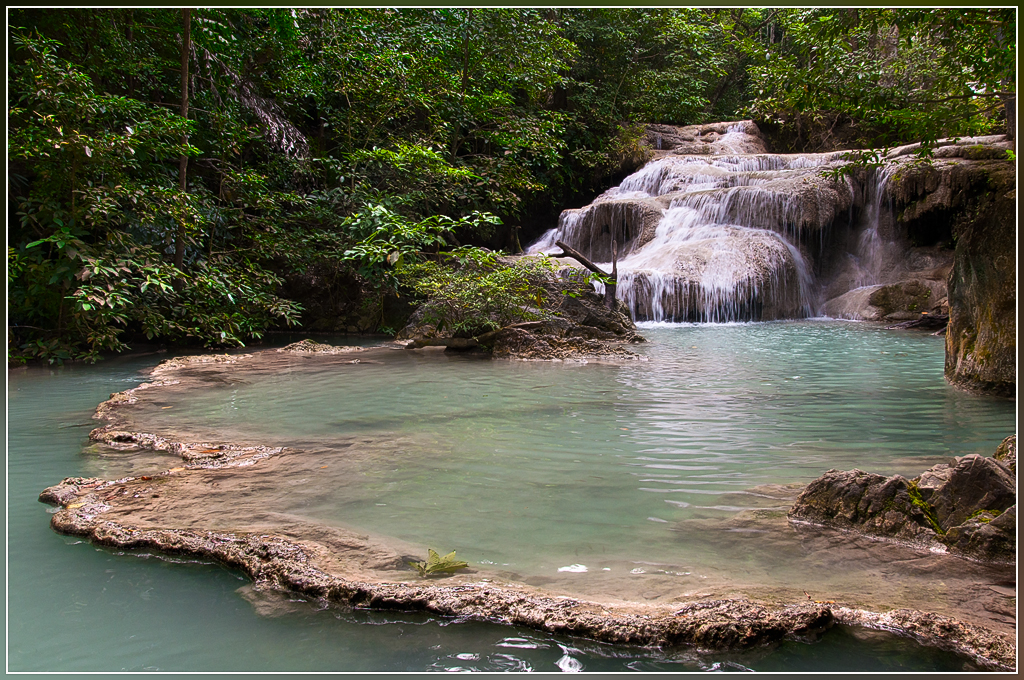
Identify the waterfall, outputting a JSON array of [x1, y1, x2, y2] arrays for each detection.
[[848, 164, 899, 288], [528, 125, 855, 322]]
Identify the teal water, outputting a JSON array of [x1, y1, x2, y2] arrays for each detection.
[[8, 323, 1014, 672]]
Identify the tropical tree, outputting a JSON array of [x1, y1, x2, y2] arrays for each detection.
[[741, 8, 1016, 150]]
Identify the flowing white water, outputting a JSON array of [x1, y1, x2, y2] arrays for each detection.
[[849, 163, 899, 289], [528, 127, 878, 322]]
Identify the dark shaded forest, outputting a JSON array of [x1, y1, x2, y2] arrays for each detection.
[[8, 8, 1015, 362]]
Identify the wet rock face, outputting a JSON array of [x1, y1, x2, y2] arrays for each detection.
[[886, 153, 1015, 397], [645, 121, 769, 155], [790, 443, 1017, 563], [556, 199, 665, 263], [540, 123, 1013, 330], [618, 228, 807, 322], [788, 469, 941, 544]]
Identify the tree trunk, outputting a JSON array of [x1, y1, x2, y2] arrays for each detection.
[[1000, 88, 1015, 146], [173, 8, 191, 272], [450, 9, 472, 160]]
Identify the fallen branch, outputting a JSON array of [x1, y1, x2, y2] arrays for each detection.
[[549, 239, 618, 310], [885, 314, 948, 331]]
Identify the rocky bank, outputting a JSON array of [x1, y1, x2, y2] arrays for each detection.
[[790, 435, 1017, 563]]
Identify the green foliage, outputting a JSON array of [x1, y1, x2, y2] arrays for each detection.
[[819, 149, 889, 181], [8, 26, 303, 360], [408, 549, 469, 577], [11, 8, 1011, 360], [906, 481, 944, 535], [340, 207, 502, 292], [742, 9, 1015, 149], [560, 9, 728, 125], [400, 249, 557, 337]]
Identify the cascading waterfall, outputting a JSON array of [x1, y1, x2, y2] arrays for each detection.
[[848, 163, 899, 288], [527, 125, 878, 322]]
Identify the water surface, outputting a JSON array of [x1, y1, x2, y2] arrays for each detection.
[[117, 323, 1014, 614], [8, 324, 1013, 671]]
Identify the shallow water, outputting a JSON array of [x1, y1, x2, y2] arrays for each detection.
[[7, 324, 1014, 671], [136, 323, 1014, 602]]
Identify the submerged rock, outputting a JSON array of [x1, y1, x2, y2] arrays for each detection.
[[278, 339, 365, 355], [38, 464, 1014, 670], [790, 440, 1017, 563], [32, 347, 1018, 671]]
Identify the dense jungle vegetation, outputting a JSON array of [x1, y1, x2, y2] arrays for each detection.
[[7, 8, 1016, 362]]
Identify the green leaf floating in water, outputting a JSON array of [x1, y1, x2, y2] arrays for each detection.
[[408, 549, 469, 577]]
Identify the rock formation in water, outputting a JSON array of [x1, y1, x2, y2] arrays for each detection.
[[528, 120, 1015, 395], [398, 261, 646, 361], [789, 435, 1017, 563]]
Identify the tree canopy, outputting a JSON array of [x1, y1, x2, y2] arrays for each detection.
[[7, 8, 1014, 362]]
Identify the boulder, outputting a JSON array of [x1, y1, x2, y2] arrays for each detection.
[[994, 435, 1016, 473], [399, 266, 645, 360], [790, 440, 1016, 562], [822, 279, 945, 321], [554, 288, 638, 337], [488, 325, 644, 361], [923, 454, 1016, 530], [788, 469, 940, 544], [943, 505, 1016, 563]]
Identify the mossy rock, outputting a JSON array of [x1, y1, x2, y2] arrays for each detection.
[[867, 280, 933, 318]]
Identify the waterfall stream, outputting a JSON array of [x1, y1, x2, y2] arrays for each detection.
[[528, 125, 906, 322]]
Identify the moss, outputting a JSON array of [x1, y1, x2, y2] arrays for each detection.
[[965, 508, 1003, 524], [868, 282, 932, 316], [907, 481, 944, 535]]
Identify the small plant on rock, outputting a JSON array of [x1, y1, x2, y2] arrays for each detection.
[[408, 549, 469, 577]]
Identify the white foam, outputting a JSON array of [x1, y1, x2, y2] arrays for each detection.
[[557, 564, 588, 573]]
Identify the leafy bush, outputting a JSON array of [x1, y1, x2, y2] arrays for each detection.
[[340, 206, 502, 290], [400, 248, 557, 337]]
